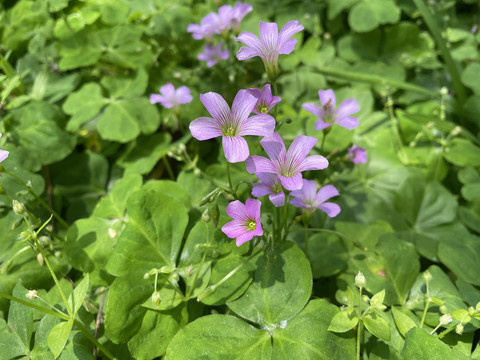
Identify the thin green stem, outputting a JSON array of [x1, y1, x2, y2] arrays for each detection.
[[214, 248, 262, 289], [281, 192, 290, 241], [5, 170, 69, 228], [162, 156, 175, 180], [412, 0, 467, 105], [226, 163, 238, 199], [73, 320, 115, 360], [437, 325, 456, 339], [320, 131, 329, 153], [420, 298, 431, 329], [357, 287, 363, 360], [303, 223, 309, 254], [187, 224, 210, 299]]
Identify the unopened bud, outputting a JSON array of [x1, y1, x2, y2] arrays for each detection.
[[362, 295, 370, 303], [423, 270, 432, 282], [468, 306, 475, 316], [440, 305, 448, 314], [455, 323, 464, 335], [37, 253, 44, 266], [194, 168, 201, 177], [12, 200, 25, 215], [355, 271, 366, 289], [143, 272, 150, 279], [151, 291, 161, 306], [185, 265, 194, 277], [202, 209, 211, 223], [439, 314, 452, 326], [171, 272, 179, 282], [451, 126, 462, 136], [476, 302, 480, 312], [197, 285, 216, 302], [26, 290, 38, 300], [159, 265, 175, 274], [440, 87, 448, 96], [108, 228, 117, 239]]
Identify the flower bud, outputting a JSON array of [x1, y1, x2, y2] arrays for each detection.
[[440, 305, 448, 314], [440, 87, 448, 96], [37, 253, 44, 266], [423, 270, 432, 282], [185, 265, 194, 277], [171, 272, 179, 282], [355, 271, 366, 289], [197, 285, 216, 302], [362, 295, 370, 303], [476, 302, 480, 312], [202, 209, 211, 223], [468, 306, 475, 317], [151, 291, 161, 306], [455, 323, 464, 335], [12, 200, 25, 215], [159, 265, 175, 274], [439, 314, 452, 326], [26, 290, 38, 300], [108, 228, 117, 239]]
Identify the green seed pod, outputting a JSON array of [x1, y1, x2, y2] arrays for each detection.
[[12, 200, 25, 215], [151, 291, 161, 306]]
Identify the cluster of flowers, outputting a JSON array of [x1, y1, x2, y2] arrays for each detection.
[[187, 2, 252, 67], [187, 17, 367, 246]]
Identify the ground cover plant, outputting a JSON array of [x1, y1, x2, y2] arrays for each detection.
[[1, 0, 480, 359]]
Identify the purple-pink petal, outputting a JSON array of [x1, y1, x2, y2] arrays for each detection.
[[176, 86, 193, 104], [222, 220, 247, 238], [222, 136, 249, 163], [260, 133, 286, 163], [226, 200, 249, 221], [280, 173, 303, 191], [259, 21, 279, 51], [0, 149, 9, 162], [315, 184, 339, 205], [314, 120, 332, 131], [336, 98, 360, 119], [252, 182, 271, 197], [236, 232, 255, 246], [269, 192, 285, 207], [318, 89, 336, 108], [160, 83, 176, 97], [231, 90, 257, 124], [238, 114, 275, 136], [287, 136, 318, 166], [235, 32, 263, 53], [318, 202, 341, 218], [245, 198, 261, 219], [302, 103, 322, 117], [299, 155, 329, 172], [335, 116, 359, 130], [149, 94, 165, 105], [246, 156, 276, 174], [200, 92, 231, 124], [189, 117, 222, 140], [278, 38, 298, 55], [349, 145, 367, 164], [237, 46, 263, 60], [278, 20, 304, 47]]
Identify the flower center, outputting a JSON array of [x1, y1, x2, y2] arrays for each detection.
[[322, 100, 336, 124], [272, 183, 282, 194], [282, 170, 295, 177], [222, 125, 237, 137], [246, 220, 256, 231], [259, 105, 269, 113]]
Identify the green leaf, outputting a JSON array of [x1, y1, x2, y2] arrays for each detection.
[[363, 312, 391, 341], [165, 314, 271, 360], [306, 232, 348, 278], [63, 83, 106, 131], [107, 182, 189, 276], [444, 138, 480, 167], [0, 318, 28, 359], [47, 318, 74, 359], [376, 234, 420, 304], [227, 241, 312, 326], [402, 327, 455, 359], [58, 30, 103, 70], [67, 274, 89, 315], [11, 101, 75, 166], [392, 306, 418, 337], [128, 304, 188, 360], [118, 133, 171, 175], [438, 234, 480, 286], [349, 0, 400, 33], [273, 300, 356, 359], [328, 309, 359, 332], [8, 283, 34, 350], [461, 62, 480, 95]]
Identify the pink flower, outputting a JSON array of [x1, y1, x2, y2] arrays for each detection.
[[222, 199, 263, 246], [189, 90, 275, 163], [0, 133, 8, 163], [198, 43, 229, 67], [246, 132, 328, 191], [235, 20, 303, 79], [187, 13, 221, 40], [247, 84, 281, 114], [150, 83, 193, 109], [251, 172, 285, 207], [290, 180, 341, 217], [348, 145, 367, 164], [302, 89, 360, 131]]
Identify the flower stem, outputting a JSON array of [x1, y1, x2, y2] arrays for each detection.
[[281, 192, 290, 241], [162, 156, 175, 180], [226, 162, 238, 199], [187, 224, 210, 299], [356, 287, 363, 360], [4, 170, 69, 228]]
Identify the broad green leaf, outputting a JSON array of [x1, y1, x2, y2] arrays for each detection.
[[63, 83, 106, 131], [328, 309, 359, 332], [349, 0, 400, 33], [326, 0, 360, 19], [93, 172, 143, 218], [101, 69, 148, 98], [376, 234, 420, 304], [363, 312, 391, 341], [67, 274, 89, 315], [438, 235, 480, 286], [177, 170, 214, 207], [402, 327, 455, 359], [273, 299, 356, 359], [227, 241, 312, 326], [0, 318, 27, 359], [96, 0, 130, 25], [11, 101, 75, 166], [128, 304, 188, 360], [461, 62, 480, 95], [306, 232, 348, 278], [8, 283, 34, 350], [106, 183, 189, 276], [444, 138, 480, 167], [165, 314, 272, 360], [392, 306, 417, 337], [47, 318, 74, 359], [118, 133, 171, 175], [58, 30, 103, 70]]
